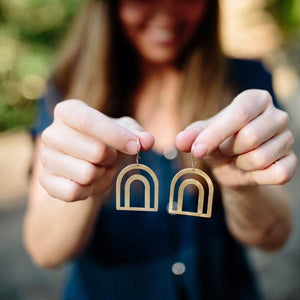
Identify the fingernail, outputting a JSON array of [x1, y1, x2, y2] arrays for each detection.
[[126, 140, 139, 154], [192, 143, 207, 158]]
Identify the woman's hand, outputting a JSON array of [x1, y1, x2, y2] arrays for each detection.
[[176, 89, 297, 250], [25, 100, 155, 267], [40, 99, 154, 202], [176, 89, 297, 188]]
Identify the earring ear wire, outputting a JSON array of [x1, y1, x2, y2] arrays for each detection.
[[116, 142, 214, 217], [136, 137, 141, 165]]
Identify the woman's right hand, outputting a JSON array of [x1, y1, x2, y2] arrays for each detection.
[[40, 99, 154, 202]]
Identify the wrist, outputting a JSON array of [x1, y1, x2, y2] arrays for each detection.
[[220, 184, 261, 200]]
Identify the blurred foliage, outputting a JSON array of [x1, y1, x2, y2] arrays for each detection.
[[0, 0, 299, 132], [0, 0, 82, 132], [266, 0, 300, 35], [266, 0, 300, 75]]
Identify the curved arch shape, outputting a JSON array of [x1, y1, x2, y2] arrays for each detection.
[[124, 175, 150, 209], [116, 164, 159, 211], [177, 179, 204, 214], [169, 168, 214, 217]]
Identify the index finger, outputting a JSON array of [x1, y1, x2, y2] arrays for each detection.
[[192, 90, 271, 157], [54, 100, 139, 155]]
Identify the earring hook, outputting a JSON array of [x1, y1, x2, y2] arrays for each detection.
[[192, 155, 197, 170], [136, 137, 141, 165]]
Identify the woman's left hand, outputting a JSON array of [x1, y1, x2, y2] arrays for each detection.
[[176, 89, 297, 188]]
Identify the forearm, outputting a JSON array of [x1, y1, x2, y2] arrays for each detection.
[[221, 185, 291, 251], [24, 142, 103, 268], [24, 192, 101, 268]]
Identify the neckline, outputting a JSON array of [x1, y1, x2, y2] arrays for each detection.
[[140, 146, 179, 161]]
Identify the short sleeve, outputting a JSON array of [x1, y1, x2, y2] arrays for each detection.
[[30, 82, 62, 138], [229, 58, 281, 109]]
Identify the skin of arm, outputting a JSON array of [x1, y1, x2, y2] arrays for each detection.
[[176, 89, 297, 251], [221, 185, 292, 251], [24, 138, 103, 268]]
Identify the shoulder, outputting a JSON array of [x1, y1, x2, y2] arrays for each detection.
[[30, 80, 62, 138], [228, 58, 272, 90], [42, 80, 63, 116], [227, 57, 279, 107]]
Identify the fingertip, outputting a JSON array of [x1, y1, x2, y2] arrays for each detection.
[[176, 127, 204, 152], [126, 140, 139, 155], [175, 131, 188, 151], [136, 131, 155, 151], [192, 143, 208, 158]]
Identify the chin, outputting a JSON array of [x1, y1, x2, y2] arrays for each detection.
[[140, 49, 179, 65]]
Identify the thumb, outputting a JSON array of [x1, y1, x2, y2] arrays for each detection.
[[116, 116, 155, 152], [175, 120, 209, 153]]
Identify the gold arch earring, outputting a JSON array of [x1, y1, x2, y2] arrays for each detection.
[[168, 156, 214, 218], [116, 137, 159, 212]]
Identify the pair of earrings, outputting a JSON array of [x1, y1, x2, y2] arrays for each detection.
[[116, 139, 214, 218]]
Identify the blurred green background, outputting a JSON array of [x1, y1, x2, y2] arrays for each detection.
[[266, 0, 300, 34], [0, 0, 299, 132], [0, 0, 81, 132]]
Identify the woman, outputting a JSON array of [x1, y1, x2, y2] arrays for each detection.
[[24, 0, 297, 299]]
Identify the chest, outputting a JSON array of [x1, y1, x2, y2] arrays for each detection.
[[135, 97, 180, 152]]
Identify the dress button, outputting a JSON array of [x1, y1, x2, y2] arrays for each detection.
[[172, 262, 186, 275], [164, 146, 178, 160]]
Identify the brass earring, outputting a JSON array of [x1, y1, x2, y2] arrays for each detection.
[[168, 156, 214, 218], [116, 137, 159, 212]]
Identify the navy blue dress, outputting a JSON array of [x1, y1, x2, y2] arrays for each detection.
[[32, 59, 279, 300]]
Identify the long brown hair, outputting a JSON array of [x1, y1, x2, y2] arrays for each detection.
[[54, 0, 231, 129]]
